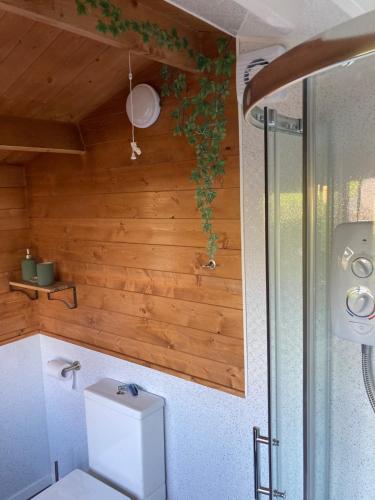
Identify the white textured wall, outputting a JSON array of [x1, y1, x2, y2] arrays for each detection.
[[0, 336, 51, 500], [40, 336, 254, 499]]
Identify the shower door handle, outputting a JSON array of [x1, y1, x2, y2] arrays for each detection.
[[253, 426, 271, 498]]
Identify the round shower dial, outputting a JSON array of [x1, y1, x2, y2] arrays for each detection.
[[351, 257, 373, 278], [346, 287, 375, 317]]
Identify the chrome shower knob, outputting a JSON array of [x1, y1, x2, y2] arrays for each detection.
[[351, 257, 373, 278], [346, 287, 375, 318]]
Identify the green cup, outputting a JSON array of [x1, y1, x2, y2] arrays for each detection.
[[37, 262, 55, 287]]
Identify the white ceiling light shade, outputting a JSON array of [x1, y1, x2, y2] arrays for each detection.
[[126, 84, 161, 128]]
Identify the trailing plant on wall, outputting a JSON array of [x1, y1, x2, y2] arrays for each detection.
[[76, 0, 235, 260]]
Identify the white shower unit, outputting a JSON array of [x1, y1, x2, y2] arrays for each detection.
[[244, 11, 375, 500]]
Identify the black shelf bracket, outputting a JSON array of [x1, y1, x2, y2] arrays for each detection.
[[47, 286, 77, 310]]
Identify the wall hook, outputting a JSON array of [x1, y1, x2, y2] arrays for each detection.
[[202, 259, 217, 271]]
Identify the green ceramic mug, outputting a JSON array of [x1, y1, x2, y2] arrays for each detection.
[[37, 262, 55, 287]]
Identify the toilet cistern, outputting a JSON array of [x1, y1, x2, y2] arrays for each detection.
[[84, 378, 166, 500]]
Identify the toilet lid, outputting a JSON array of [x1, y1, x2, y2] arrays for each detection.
[[34, 469, 130, 499]]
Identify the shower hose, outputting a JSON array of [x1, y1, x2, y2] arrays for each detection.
[[361, 344, 375, 414]]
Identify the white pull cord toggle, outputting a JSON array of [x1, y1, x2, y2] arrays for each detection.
[[130, 141, 142, 160]]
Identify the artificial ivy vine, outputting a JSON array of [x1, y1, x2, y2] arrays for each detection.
[[76, 0, 235, 260]]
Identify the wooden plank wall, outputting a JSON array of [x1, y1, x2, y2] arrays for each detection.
[[0, 164, 37, 344], [26, 65, 244, 395]]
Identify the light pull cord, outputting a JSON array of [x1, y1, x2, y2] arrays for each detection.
[[128, 52, 141, 160]]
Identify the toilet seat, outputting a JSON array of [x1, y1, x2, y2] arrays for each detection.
[[34, 469, 130, 499]]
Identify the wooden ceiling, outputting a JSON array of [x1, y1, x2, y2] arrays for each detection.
[[0, 0, 224, 165], [0, 10, 150, 123]]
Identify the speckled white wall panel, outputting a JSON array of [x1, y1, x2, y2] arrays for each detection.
[[0, 336, 51, 500], [39, 333, 263, 500]]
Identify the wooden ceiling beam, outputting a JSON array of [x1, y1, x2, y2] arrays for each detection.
[[0, 0, 203, 72], [0, 115, 85, 154]]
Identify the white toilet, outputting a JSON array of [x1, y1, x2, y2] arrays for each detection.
[[36, 378, 166, 500]]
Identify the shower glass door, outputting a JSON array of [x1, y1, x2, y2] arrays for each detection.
[[264, 103, 304, 499], [305, 52, 375, 500]]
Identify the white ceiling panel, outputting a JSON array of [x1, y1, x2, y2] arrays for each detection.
[[331, 0, 375, 16], [166, 0, 373, 44], [165, 0, 248, 35], [238, 0, 349, 42]]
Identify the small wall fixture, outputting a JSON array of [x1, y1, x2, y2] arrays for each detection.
[[126, 53, 160, 160], [201, 259, 217, 271], [126, 83, 161, 129]]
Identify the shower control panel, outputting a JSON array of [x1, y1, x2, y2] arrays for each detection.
[[331, 222, 375, 346]]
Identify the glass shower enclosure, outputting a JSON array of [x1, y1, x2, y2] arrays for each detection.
[[245, 11, 375, 500]]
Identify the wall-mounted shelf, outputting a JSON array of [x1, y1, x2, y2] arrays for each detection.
[[9, 280, 77, 309]]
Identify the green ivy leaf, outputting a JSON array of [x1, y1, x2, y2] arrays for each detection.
[[202, 222, 212, 233], [195, 53, 211, 72], [76, 0, 87, 15], [182, 97, 190, 109], [171, 108, 181, 120], [161, 82, 170, 97], [191, 169, 201, 183], [173, 125, 182, 136], [217, 37, 230, 54], [96, 19, 108, 33], [160, 65, 170, 81], [206, 190, 217, 203]]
